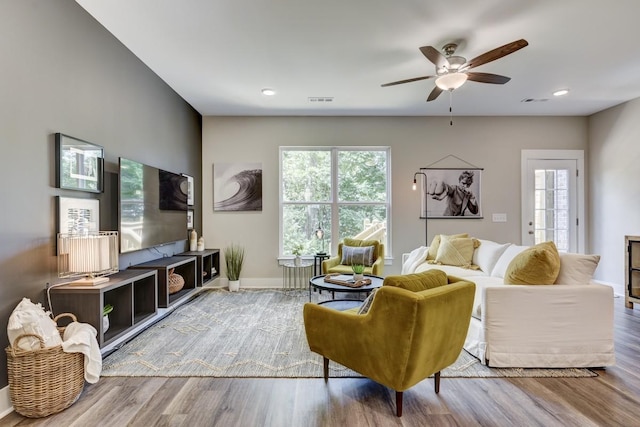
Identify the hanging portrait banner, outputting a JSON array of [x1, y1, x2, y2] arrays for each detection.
[[420, 168, 482, 219]]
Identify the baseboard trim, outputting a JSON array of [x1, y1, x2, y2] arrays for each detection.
[[0, 386, 13, 419]]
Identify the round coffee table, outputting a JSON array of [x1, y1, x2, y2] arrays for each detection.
[[308, 274, 384, 303]]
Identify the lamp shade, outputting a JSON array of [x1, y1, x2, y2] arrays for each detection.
[[58, 231, 119, 284], [435, 72, 468, 91]]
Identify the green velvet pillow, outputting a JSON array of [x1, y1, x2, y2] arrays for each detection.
[[504, 241, 561, 285], [383, 269, 448, 293]]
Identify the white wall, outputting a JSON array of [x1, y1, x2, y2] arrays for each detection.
[[202, 116, 587, 283], [589, 97, 640, 295]]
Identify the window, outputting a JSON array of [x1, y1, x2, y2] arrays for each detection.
[[280, 147, 390, 257]]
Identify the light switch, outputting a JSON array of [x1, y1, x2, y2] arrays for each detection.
[[492, 213, 507, 222]]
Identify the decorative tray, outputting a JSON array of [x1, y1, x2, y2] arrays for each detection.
[[323, 273, 371, 288]]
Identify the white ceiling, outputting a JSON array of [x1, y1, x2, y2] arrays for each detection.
[[76, 0, 640, 117]]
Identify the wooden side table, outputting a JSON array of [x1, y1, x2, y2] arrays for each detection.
[[313, 253, 330, 276], [282, 260, 313, 290]]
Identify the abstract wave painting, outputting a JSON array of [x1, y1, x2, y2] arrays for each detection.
[[213, 163, 262, 211]]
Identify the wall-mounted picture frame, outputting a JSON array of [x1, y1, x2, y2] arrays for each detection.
[[213, 162, 262, 211], [419, 168, 483, 219], [187, 209, 194, 229], [183, 174, 194, 206], [57, 196, 100, 236], [55, 133, 104, 193]]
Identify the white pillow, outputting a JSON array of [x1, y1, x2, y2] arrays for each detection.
[[401, 246, 429, 274], [491, 244, 529, 278], [7, 298, 62, 351], [473, 240, 511, 275], [554, 253, 601, 285]]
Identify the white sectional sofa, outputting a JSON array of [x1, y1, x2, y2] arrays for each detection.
[[402, 238, 615, 368]]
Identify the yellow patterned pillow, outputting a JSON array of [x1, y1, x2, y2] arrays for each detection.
[[504, 241, 560, 285], [427, 233, 470, 260], [434, 235, 479, 268]]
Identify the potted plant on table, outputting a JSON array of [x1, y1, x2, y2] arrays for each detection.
[[224, 244, 245, 292], [292, 244, 304, 266], [352, 264, 365, 282]]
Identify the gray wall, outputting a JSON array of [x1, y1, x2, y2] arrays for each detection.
[[589, 97, 640, 295], [202, 116, 588, 283], [0, 0, 202, 387]]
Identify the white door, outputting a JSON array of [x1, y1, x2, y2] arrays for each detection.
[[521, 151, 584, 253]]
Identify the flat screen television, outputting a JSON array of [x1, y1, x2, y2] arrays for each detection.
[[119, 157, 188, 253]]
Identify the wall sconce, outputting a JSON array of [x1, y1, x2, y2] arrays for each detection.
[[58, 231, 119, 285], [412, 172, 429, 246]]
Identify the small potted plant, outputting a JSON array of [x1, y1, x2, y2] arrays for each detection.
[[352, 264, 365, 282], [224, 244, 245, 292], [292, 244, 304, 266], [103, 304, 113, 332]]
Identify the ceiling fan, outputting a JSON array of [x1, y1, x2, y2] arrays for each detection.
[[381, 39, 528, 102]]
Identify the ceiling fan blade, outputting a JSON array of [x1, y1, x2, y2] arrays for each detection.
[[427, 86, 443, 102], [462, 39, 528, 70], [419, 46, 449, 69], [466, 72, 511, 84], [381, 76, 433, 87]]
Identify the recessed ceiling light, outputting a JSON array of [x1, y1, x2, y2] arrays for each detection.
[[261, 88, 276, 96], [553, 89, 569, 97]]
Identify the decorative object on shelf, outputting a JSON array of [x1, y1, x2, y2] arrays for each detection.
[[183, 173, 194, 206], [57, 231, 119, 285], [197, 237, 205, 251], [187, 209, 194, 229], [57, 196, 99, 236], [55, 133, 104, 193], [224, 243, 245, 292], [189, 229, 197, 251], [292, 243, 304, 267], [213, 162, 262, 211], [168, 268, 185, 294], [102, 304, 113, 333], [352, 264, 365, 282]]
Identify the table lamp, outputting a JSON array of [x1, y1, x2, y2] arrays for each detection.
[[57, 231, 119, 285]]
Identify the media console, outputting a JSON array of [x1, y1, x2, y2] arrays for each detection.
[[178, 249, 220, 286], [129, 255, 198, 308]]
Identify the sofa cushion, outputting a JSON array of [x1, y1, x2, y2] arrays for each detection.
[[427, 233, 469, 260], [383, 269, 448, 293], [491, 244, 529, 278], [434, 235, 479, 268], [415, 262, 485, 278], [473, 240, 511, 275], [504, 241, 561, 285], [341, 245, 374, 266], [554, 253, 600, 285]]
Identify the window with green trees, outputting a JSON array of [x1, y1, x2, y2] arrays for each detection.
[[280, 147, 390, 257]]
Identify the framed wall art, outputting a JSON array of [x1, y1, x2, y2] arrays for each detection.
[[57, 196, 100, 235], [55, 133, 104, 193], [187, 209, 194, 229], [183, 174, 194, 206], [213, 162, 262, 211], [419, 167, 483, 219]]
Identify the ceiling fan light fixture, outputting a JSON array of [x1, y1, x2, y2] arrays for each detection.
[[261, 88, 276, 96], [553, 89, 569, 97], [435, 72, 468, 91]]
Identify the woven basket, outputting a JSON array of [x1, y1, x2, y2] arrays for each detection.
[[5, 313, 85, 418], [168, 268, 185, 294]]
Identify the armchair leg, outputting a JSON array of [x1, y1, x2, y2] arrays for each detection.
[[323, 357, 329, 382], [434, 371, 441, 394], [395, 391, 403, 417]]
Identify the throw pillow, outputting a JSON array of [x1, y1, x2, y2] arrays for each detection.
[[357, 288, 378, 314], [427, 233, 469, 260], [472, 240, 511, 274], [383, 269, 448, 293], [504, 241, 561, 285], [434, 235, 480, 268], [490, 244, 529, 278], [341, 245, 375, 267], [554, 253, 601, 285]]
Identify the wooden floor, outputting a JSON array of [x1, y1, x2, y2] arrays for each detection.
[[3, 297, 640, 427]]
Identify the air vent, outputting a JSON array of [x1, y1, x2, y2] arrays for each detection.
[[308, 97, 334, 103], [521, 98, 549, 103]]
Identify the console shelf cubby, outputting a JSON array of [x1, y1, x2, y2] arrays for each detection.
[[129, 256, 198, 308], [49, 269, 158, 348], [178, 249, 220, 286]]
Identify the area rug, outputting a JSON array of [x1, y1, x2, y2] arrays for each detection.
[[102, 289, 595, 378]]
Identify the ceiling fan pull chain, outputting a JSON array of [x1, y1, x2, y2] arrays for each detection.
[[449, 91, 454, 126]]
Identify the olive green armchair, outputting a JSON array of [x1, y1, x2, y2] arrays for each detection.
[[303, 270, 475, 417], [321, 238, 384, 276]]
